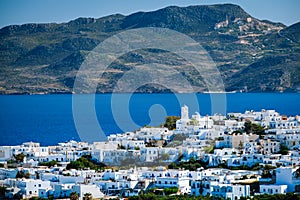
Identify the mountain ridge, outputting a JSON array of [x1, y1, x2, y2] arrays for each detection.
[[0, 4, 299, 94]]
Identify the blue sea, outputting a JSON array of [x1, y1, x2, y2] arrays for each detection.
[[0, 93, 299, 146]]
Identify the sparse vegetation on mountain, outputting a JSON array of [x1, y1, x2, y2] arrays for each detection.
[[0, 4, 299, 94]]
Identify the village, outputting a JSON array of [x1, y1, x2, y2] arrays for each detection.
[[1, 106, 300, 200]]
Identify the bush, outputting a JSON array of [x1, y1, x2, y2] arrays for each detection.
[[16, 170, 30, 179], [0, 186, 6, 195], [14, 153, 25, 163], [164, 116, 180, 130], [168, 158, 208, 171], [66, 155, 105, 170], [164, 187, 178, 195], [39, 160, 58, 167], [70, 192, 79, 200], [279, 144, 289, 155], [244, 121, 265, 135]]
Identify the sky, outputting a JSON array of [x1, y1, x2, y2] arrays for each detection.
[[0, 0, 300, 28]]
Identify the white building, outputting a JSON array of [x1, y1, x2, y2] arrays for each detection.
[[260, 184, 287, 195], [136, 127, 172, 142], [211, 184, 250, 200], [176, 105, 213, 132], [260, 139, 280, 155], [12, 142, 49, 158], [155, 177, 190, 194], [52, 183, 74, 198], [276, 132, 300, 149], [73, 184, 104, 200], [4, 178, 51, 199], [121, 139, 145, 149], [0, 146, 13, 161], [276, 167, 300, 192], [0, 168, 18, 180], [140, 147, 158, 162]]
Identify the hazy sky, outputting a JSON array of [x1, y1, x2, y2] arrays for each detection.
[[1, 0, 299, 28]]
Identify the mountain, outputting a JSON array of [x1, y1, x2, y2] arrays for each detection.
[[0, 4, 299, 94]]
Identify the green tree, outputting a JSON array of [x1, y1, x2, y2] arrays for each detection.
[[160, 153, 170, 161], [14, 153, 25, 163], [261, 165, 276, 179], [252, 123, 265, 135], [83, 193, 92, 200], [279, 144, 289, 155], [39, 160, 58, 167], [238, 141, 244, 155], [244, 121, 265, 135], [16, 170, 30, 179], [244, 121, 252, 134], [296, 167, 300, 178], [70, 192, 79, 200], [189, 118, 198, 126], [204, 143, 215, 154], [25, 172, 30, 179], [168, 158, 208, 171], [0, 186, 6, 196], [164, 116, 180, 130], [66, 155, 105, 170]]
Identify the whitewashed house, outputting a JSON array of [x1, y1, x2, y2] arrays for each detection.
[[211, 184, 250, 200], [91, 141, 118, 163], [276, 167, 300, 192], [155, 177, 190, 194], [52, 183, 74, 198], [260, 139, 280, 155], [140, 147, 159, 162], [260, 184, 287, 195], [4, 178, 51, 199], [0, 146, 13, 161], [72, 184, 104, 200], [136, 127, 172, 142], [0, 168, 18, 180], [191, 180, 218, 196], [121, 139, 145, 149], [11, 142, 49, 158]]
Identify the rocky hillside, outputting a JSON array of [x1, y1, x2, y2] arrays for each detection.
[[0, 4, 299, 94]]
